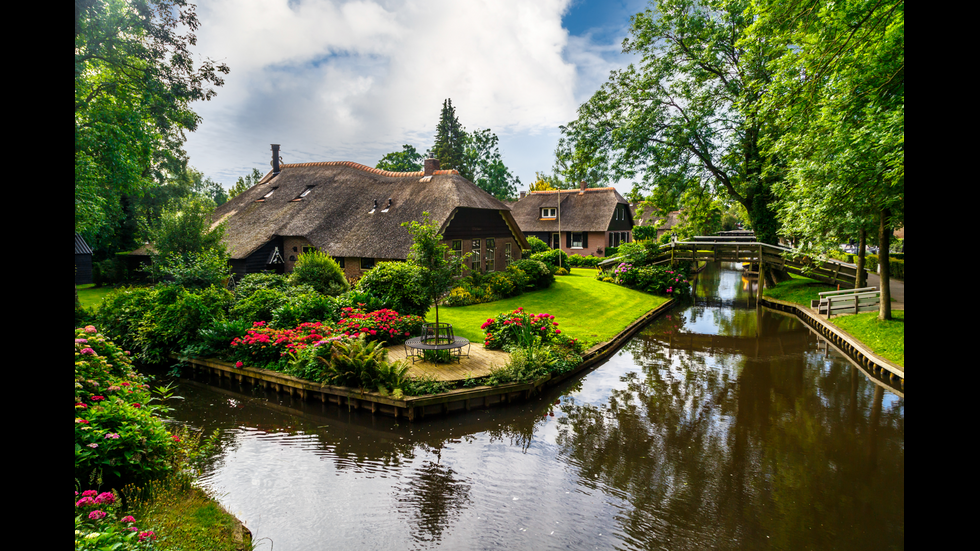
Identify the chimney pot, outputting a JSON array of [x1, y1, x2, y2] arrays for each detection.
[[580, 180, 587, 191], [271, 144, 281, 175], [520, 191, 526, 199]]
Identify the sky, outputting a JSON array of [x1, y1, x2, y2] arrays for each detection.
[[183, 0, 650, 195]]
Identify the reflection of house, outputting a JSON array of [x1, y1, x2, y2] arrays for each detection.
[[75, 233, 93, 285], [509, 182, 633, 257], [211, 146, 527, 280]]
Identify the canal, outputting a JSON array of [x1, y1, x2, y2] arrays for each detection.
[[158, 262, 904, 550]]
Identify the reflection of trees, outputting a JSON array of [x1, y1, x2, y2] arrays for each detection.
[[397, 460, 471, 545], [556, 342, 904, 550]]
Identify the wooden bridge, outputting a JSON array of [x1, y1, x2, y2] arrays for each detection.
[[638, 231, 865, 288]]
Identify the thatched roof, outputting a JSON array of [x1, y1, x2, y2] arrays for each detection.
[[211, 161, 522, 261], [509, 187, 631, 233]]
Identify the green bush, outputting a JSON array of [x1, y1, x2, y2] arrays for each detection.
[[151, 249, 231, 289], [319, 335, 408, 394], [530, 248, 569, 271], [229, 287, 289, 323], [75, 326, 176, 489], [136, 285, 233, 363], [289, 250, 349, 296], [567, 254, 601, 268], [95, 286, 157, 353], [617, 241, 661, 265], [524, 236, 550, 254], [355, 261, 429, 316], [271, 291, 341, 327], [233, 272, 290, 301], [507, 259, 554, 290]]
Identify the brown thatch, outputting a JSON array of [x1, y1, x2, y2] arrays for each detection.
[[509, 187, 632, 233], [211, 161, 525, 262]]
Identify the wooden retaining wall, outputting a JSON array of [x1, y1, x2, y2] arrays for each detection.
[[177, 298, 677, 422], [760, 297, 904, 389]]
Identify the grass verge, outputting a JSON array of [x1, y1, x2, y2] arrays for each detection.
[[129, 472, 251, 550], [829, 310, 904, 367], [429, 268, 670, 347], [764, 275, 905, 367], [76, 284, 117, 311]]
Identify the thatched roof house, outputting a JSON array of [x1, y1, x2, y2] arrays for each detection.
[[211, 147, 528, 279], [509, 182, 633, 257], [630, 204, 682, 239]]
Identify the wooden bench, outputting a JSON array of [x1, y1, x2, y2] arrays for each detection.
[[812, 287, 880, 318]]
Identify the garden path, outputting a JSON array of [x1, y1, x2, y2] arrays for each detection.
[[386, 343, 511, 382]]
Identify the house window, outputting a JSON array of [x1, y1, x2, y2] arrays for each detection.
[[486, 239, 495, 272], [452, 240, 462, 253], [471, 239, 481, 271], [337, 257, 345, 268], [360, 257, 375, 270], [571, 233, 584, 248], [541, 207, 557, 218], [505, 243, 513, 265]]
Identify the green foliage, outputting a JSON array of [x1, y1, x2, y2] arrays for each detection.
[[432, 99, 469, 179], [616, 241, 661, 266], [151, 249, 231, 289], [319, 335, 407, 393], [402, 375, 454, 396], [376, 144, 424, 172], [75, 326, 176, 489], [403, 212, 470, 330], [233, 272, 290, 301], [227, 168, 263, 199], [271, 291, 341, 327], [229, 287, 290, 324], [466, 128, 521, 200], [555, 0, 786, 244], [566, 254, 601, 268], [137, 285, 234, 363], [507, 259, 554, 290], [355, 261, 429, 316], [524, 236, 550, 254], [288, 250, 350, 296], [612, 264, 691, 297], [530, 248, 569, 272]]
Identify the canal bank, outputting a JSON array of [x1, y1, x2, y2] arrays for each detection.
[[163, 261, 903, 551], [176, 298, 677, 421]]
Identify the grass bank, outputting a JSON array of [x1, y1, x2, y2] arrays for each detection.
[[763, 275, 905, 367], [429, 268, 671, 347], [76, 284, 117, 311]]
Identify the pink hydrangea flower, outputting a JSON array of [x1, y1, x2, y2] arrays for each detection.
[[88, 510, 106, 520]]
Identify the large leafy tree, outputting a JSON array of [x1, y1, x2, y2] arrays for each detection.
[[555, 0, 787, 277], [75, 0, 229, 236], [376, 144, 424, 173], [403, 213, 469, 343], [748, 0, 904, 318], [465, 129, 521, 201]]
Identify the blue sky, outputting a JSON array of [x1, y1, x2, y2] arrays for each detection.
[[183, 0, 650, 194]]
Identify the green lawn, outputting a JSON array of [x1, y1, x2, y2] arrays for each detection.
[[76, 284, 118, 311], [762, 274, 837, 306], [830, 310, 904, 367], [427, 268, 671, 347]]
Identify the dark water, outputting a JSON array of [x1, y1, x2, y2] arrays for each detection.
[[159, 263, 904, 550]]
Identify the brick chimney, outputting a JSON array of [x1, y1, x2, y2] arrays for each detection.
[[271, 144, 281, 175], [520, 191, 526, 199], [424, 153, 440, 176], [579, 180, 587, 195]]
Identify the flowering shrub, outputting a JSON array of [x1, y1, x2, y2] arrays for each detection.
[[613, 264, 691, 297], [481, 308, 575, 351], [75, 489, 158, 550], [75, 327, 176, 489], [335, 307, 423, 345], [229, 321, 334, 370]]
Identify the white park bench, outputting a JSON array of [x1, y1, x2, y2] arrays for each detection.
[[811, 287, 880, 318]]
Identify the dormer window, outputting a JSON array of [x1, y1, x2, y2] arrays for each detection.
[[256, 187, 277, 202], [292, 186, 314, 201], [541, 207, 557, 219]]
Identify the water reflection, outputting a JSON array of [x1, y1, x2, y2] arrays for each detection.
[[158, 262, 902, 550]]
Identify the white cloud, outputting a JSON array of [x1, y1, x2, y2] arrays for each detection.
[[184, 0, 633, 188]]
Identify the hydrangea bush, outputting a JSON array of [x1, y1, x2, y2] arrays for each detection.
[[74, 489, 158, 550]]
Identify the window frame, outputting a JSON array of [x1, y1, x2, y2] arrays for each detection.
[[541, 207, 557, 219]]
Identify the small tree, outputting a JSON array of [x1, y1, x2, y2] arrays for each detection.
[[402, 212, 469, 343]]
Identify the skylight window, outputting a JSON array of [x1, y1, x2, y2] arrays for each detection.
[[541, 207, 556, 218], [256, 187, 277, 202]]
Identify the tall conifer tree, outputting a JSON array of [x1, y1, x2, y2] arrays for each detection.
[[432, 99, 471, 180]]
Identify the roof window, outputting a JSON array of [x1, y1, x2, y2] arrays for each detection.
[[256, 187, 278, 202]]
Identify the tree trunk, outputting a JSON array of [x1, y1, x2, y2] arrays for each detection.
[[878, 208, 891, 321], [856, 228, 867, 289]]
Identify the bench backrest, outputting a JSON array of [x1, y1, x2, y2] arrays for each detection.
[[818, 286, 877, 298]]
